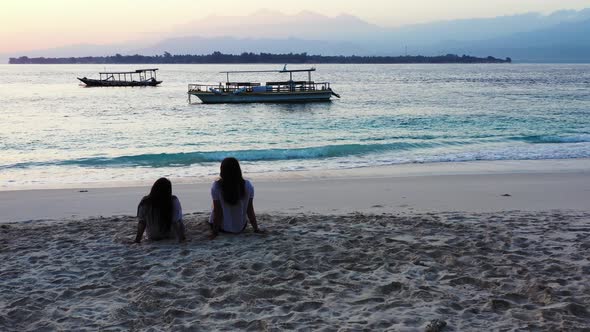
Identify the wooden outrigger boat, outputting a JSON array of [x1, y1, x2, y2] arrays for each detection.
[[78, 68, 162, 87], [187, 66, 340, 104]]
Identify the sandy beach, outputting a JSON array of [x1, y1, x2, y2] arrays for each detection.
[[3, 2, 590, 329], [1, 160, 590, 330]]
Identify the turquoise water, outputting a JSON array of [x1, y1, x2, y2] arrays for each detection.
[[1, 64, 589, 188]]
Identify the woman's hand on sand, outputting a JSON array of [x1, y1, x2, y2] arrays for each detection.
[[254, 227, 266, 234]]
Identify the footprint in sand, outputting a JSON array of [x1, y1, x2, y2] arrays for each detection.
[[489, 298, 511, 312], [292, 301, 323, 312], [376, 281, 403, 295]]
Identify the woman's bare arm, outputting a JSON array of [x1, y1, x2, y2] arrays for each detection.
[[134, 219, 146, 243], [210, 200, 223, 239], [173, 197, 186, 243], [174, 222, 186, 243], [247, 198, 262, 233]]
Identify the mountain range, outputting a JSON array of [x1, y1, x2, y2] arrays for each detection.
[[4, 8, 590, 63]]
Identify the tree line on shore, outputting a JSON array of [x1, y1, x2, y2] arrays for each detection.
[[9, 52, 512, 64]]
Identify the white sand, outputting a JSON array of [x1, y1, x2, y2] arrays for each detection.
[[1, 211, 589, 330], [1, 159, 590, 330]]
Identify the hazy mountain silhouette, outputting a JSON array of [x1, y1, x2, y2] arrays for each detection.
[[140, 9, 590, 61], [387, 8, 590, 45], [3, 8, 590, 63], [436, 18, 590, 62], [168, 10, 385, 41]]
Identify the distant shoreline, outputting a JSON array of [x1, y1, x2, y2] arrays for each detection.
[[8, 52, 511, 64]]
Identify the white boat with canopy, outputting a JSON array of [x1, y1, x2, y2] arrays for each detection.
[[187, 66, 340, 104], [78, 68, 161, 87]]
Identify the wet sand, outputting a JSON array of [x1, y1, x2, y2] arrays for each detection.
[[1, 159, 590, 223]]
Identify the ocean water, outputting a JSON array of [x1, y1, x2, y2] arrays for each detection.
[[1, 64, 589, 189]]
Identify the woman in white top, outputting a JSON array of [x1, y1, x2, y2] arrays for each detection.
[[135, 177, 186, 243], [209, 157, 262, 239]]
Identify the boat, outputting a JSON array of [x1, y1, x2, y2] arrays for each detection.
[[187, 66, 340, 104], [77, 68, 162, 87]]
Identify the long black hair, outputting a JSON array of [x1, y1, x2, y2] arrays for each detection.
[[142, 177, 173, 233], [218, 157, 245, 205]]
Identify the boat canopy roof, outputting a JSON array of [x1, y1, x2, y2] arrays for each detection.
[[266, 80, 311, 85], [99, 68, 159, 75], [219, 67, 316, 74]]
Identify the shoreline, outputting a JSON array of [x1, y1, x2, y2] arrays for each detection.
[[2, 158, 589, 192], [1, 159, 589, 223]]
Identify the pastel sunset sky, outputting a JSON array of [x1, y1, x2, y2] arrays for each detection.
[[1, 0, 589, 53]]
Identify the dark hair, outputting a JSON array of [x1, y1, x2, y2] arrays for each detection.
[[218, 157, 245, 205], [143, 177, 173, 233]]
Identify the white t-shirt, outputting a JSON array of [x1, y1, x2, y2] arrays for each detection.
[[209, 180, 254, 233], [137, 196, 183, 240]]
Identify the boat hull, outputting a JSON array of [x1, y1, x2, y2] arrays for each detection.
[[188, 91, 334, 104], [78, 77, 162, 87]]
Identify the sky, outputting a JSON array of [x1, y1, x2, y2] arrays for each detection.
[[1, 0, 589, 53]]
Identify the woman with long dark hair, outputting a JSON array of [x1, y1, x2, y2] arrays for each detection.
[[209, 157, 262, 239], [135, 177, 186, 243]]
